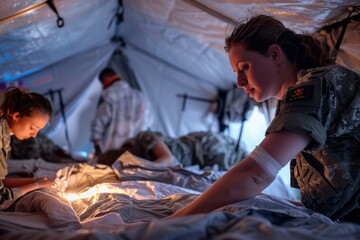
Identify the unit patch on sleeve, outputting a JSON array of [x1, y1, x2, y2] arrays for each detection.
[[285, 85, 313, 102]]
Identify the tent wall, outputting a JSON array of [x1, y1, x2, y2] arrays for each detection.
[[0, 1, 359, 157]]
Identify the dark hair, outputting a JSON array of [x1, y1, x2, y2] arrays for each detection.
[[96, 149, 125, 166], [96, 140, 147, 166], [98, 67, 117, 83], [224, 15, 334, 70], [0, 86, 52, 119]]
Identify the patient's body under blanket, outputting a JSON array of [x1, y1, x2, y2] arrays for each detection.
[[10, 133, 85, 163], [65, 152, 220, 193], [106, 131, 248, 170]]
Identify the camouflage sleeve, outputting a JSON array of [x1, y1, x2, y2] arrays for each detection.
[[266, 79, 327, 152], [90, 95, 112, 142], [0, 180, 22, 205], [0, 142, 22, 204], [0, 128, 8, 179]]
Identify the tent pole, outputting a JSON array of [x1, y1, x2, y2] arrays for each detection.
[[182, 0, 238, 25], [0, 1, 47, 24]]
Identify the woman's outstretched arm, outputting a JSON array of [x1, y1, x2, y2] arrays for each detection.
[[169, 130, 310, 218]]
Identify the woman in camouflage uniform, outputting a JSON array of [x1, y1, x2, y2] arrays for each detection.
[[0, 87, 54, 205], [170, 15, 360, 223]]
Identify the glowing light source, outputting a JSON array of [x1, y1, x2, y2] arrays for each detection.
[[65, 193, 79, 201], [65, 184, 114, 201]]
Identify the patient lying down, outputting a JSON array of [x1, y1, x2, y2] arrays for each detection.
[[96, 131, 248, 170]]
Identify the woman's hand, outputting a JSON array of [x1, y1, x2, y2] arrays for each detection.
[[34, 177, 55, 188], [18, 177, 55, 195], [152, 139, 175, 166]]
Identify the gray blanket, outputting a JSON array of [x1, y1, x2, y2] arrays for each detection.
[[1, 152, 359, 240]]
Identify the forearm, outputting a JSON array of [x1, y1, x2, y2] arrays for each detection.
[[18, 183, 41, 195], [171, 157, 274, 217], [4, 178, 55, 195], [154, 156, 175, 166], [170, 131, 309, 218], [3, 178, 36, 188], [153, 140, 174, 166]]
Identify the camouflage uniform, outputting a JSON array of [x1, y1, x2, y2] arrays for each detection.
[[120, 131, 247, 170], [0, 118, 21, 205], [266, 64, 360, 220], [170, 131, 246, 170], [10, 133, 76, 163], [90, 81, 152, 152]]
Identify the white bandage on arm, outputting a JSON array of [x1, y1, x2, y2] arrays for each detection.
[[249, 146, 282, 177]]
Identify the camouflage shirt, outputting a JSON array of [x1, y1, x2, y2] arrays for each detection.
[[172, 131, 246, 170], [0, 118, 21, 205], [10, 132, 76, 163], [120, 131, 246, 170], [266, 64, 360, 220], [90, 81, 152, 152]]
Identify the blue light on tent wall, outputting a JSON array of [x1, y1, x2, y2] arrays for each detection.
[[1, 66, 44, 88], [0, 78, 24, 90], [1, 73, 14, 82]]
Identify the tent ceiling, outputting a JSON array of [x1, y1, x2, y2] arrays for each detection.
[[0, 0, 358, 83], [0, 0, 117, 82]]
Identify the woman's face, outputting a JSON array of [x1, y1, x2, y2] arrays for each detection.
[[9, 112, 50, 140], [228, 43, 280, 102]]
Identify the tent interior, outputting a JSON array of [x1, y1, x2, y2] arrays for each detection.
[[1, 0, 359, 157], [0, 0, 359, 239]]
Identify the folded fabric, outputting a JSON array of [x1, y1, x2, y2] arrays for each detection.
[[2, 187, 80, 230]]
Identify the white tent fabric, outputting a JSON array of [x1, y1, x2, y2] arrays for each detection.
[[0, 0, 359, 157]]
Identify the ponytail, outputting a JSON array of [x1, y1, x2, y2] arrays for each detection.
[[277, 30, 334, 69], [225, 15, 334, 70], [0, 86, 52, 119]]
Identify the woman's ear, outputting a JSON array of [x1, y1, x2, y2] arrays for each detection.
[[12, 112, 21, 122], [267, 44, 281, 64]]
